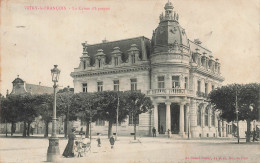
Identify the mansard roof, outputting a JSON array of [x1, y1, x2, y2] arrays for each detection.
[[85, 36, 151, 65], [25, 84, 53, 95]]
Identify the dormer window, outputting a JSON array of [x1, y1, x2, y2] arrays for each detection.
[[115, 57, 119, 66], [83, 61, 86, 69], [131, 54, 135, 64], [98, 59, 101, 68]]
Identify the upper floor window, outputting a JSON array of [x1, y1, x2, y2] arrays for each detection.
[[184, 77, 188, 89], [205, 83, 208, 95], [131, 78, 137, 91], [158, 76, 165, 89], [172, 76, 180, 88], [114, 80, 119, 91], [131, 54, 135, 64], [82, 83, 87, 92], [129, 112, 139, 125], [96, 119, 105, 126], [197, 80, 201, 92], [114, 57, 118, 66], [97, 82, 103, 92]]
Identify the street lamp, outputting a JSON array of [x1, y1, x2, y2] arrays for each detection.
[[47, 65, 61, 162]]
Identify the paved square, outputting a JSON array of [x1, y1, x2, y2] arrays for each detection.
[[0, 136, 259, 163]]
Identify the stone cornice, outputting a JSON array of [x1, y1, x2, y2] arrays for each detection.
[[191, 66, 224, 82], [71, 64, 150, 78]]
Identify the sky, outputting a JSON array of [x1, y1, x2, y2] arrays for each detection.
[[1, 0, 259, 94]]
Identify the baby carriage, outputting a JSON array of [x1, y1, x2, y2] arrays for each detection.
[[74, 138, 91, 157]]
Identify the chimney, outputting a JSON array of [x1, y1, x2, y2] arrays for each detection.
[[102, 38, 108, 43], [194, 39, 202, 45]]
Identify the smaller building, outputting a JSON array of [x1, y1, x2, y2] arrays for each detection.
[[0, 76, 62, 135]]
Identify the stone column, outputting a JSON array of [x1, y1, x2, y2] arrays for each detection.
[[165, 102, 171, 133], [190, 100, 197, 138], [179, 103, 185, 136], [222, 120, 226, 137], [153, 103, 159, 134], [201, 104, 205, 137], [186, 104, 190, 137], [219, 120, 222, 137]]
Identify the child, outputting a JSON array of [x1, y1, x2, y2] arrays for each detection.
[[109, 136, 115, 149], [97, 133, 101, 147]]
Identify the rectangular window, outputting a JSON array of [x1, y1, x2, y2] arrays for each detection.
[[131, 54, 135, 64], [172, 76, 180, 88], [158, 76, 165, 89], [205, 83, 208, 95], [82, 83, 87, 92], [113, 80, 119, 91], [131, 78, 137, 91], [115, 57, 118, 66], [184, 77, 188, 89], [212, 85, 215, 91], [128, 112, 139, 125], [97, 82, 103, 92], [95, 119, 105, 126], [197, 80, 201, 92]]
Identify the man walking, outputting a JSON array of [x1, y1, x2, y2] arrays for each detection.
[[152, 127, 156, 137]]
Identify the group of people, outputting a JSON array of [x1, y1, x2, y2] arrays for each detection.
[[152, 127, 171, 138], [62, 129, 115, 158]]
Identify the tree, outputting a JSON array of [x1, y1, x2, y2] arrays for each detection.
[[56, 89, 77, 138], [209, 83, 259, 142], [18, 94, 39, 137], [95, 91, 128, 138], [124, 91, 153, 140], [35, 94, 54, 137], [0, 95, 20, 136], [70, 92, 99, 138]]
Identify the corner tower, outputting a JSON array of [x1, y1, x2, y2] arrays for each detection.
[[150, 1, 190, 90]]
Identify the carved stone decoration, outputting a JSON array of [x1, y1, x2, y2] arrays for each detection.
[[82, 41, 88, 53]]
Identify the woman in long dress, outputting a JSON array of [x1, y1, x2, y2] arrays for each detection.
[[63, 129, 76, 157]]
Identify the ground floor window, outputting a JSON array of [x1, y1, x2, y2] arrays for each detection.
[[129, 113, 139, 125], [95, 119, 105, 126]]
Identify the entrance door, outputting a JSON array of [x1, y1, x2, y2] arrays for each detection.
[[158, 103, 166, 134], [171, 104, 180, 134]]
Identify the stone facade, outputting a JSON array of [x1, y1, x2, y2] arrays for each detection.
[[70, 1, 226, 138]]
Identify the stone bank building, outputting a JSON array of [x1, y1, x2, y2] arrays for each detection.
[[71, 1, 226, 138]]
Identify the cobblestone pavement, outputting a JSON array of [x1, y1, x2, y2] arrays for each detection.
[[0, 135, 259, 163]]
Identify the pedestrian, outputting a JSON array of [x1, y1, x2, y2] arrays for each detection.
[[63, 128, 76, 158], [109, 136, 115, 149], [167, 129, 171, 138], [97, 133, 101, 147], [152, 127, 156, 137]]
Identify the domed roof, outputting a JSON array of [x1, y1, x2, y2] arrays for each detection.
[[151, 1, 189, 51], [152, 21, 189, 48]]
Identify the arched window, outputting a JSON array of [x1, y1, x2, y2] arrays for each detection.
[[205, 107, 209, 126], [197, 107, 201, 126], [211, 110, 215, 126]]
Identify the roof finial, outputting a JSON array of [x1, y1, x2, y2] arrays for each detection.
[[17, 75, 19, 78]]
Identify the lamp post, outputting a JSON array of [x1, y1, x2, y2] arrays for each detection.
[[47, 65, 61, 162], [235, 86, 240, 144]]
